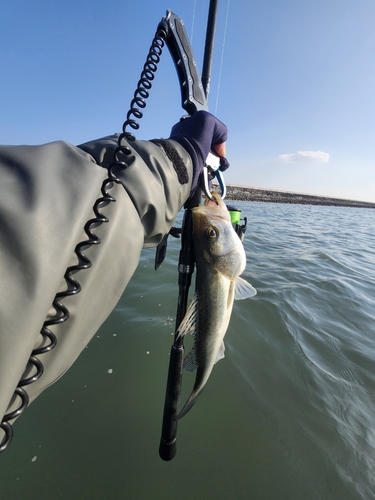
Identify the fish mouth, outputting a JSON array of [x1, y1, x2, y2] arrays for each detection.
[[193, 192, 229, 221], [204, 191, 227, 210]]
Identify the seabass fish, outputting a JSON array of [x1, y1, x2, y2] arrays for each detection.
[[177, 192, 256, 419]]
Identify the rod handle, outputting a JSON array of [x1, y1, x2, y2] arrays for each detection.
[[159, 343, 184, 461]]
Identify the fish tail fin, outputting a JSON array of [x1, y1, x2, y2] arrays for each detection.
[[178, 388, 204, 420], [178, 366, 208, 419]]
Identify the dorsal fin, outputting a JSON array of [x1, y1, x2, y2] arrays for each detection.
[[176, 292, 199, 339]]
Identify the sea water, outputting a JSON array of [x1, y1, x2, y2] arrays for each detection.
[[1, 202, 375, 500]]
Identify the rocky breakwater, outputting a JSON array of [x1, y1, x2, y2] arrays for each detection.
[[211, 184, 375, 209]]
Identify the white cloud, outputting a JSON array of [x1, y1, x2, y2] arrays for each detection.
[[279, 150, 330, 163]]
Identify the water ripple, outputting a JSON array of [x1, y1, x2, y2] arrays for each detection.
[[230, 202, 375, 498]]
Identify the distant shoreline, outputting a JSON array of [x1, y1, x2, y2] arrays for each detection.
[[212, 184, 375, 209]]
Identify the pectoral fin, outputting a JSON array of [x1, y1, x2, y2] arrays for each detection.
[[234, 277, 257, 300]]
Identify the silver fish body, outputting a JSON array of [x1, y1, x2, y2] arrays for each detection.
[[177, 192, 256, 419]]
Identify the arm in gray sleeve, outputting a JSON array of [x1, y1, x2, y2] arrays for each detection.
[[78, 134, 192, 246], [0, 136, 192, 446]]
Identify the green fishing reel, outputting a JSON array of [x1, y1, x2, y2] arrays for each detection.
[[227, 205, 247, 242]]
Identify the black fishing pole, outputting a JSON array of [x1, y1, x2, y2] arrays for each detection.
[[202, 0, 219, 99], [159, 0, 219, 462]]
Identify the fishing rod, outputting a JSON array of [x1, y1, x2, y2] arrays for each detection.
[[158, 0, 222, 462]]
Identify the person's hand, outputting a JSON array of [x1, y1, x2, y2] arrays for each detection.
[[169, 111, 229, 198]]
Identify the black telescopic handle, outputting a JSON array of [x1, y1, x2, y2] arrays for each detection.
[[159, 189, 201, 461], [159, 207, 195, 461]]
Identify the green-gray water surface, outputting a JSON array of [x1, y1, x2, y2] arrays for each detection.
[[2, 202, 375, 499]]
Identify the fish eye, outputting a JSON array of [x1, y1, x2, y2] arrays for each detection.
[[205, 227, 218, 240]]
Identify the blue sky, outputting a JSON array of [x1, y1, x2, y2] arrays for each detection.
[[1, 0, 374, 202]]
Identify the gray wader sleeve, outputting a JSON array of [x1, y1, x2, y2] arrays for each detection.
[[0, 136, 192, 439]]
